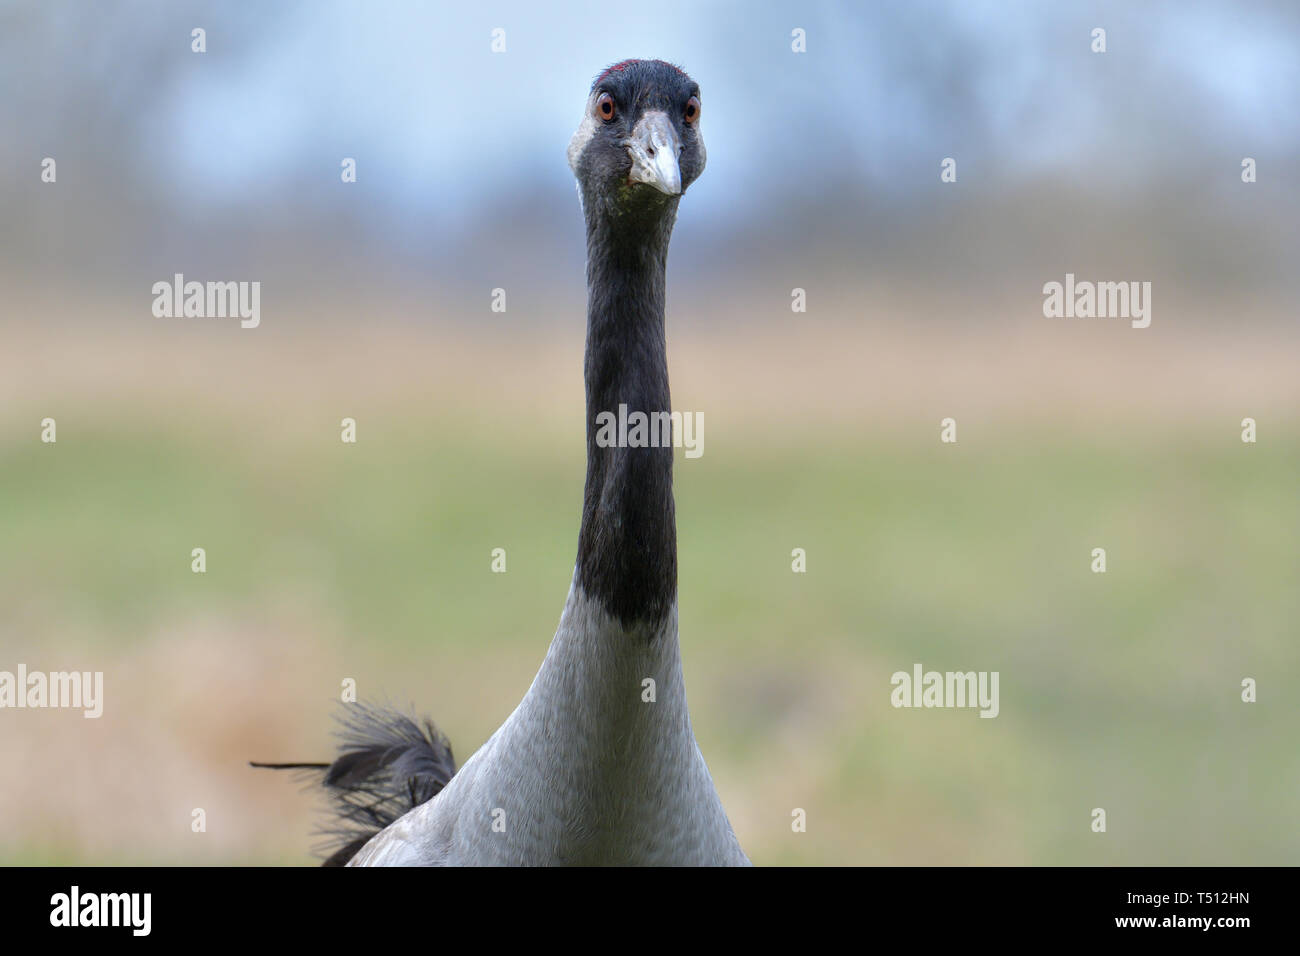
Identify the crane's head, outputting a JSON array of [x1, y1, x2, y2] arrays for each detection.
[[568, 60, 706, 213]]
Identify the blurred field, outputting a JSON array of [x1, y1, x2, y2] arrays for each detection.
[[1, 319, 1296, 865]]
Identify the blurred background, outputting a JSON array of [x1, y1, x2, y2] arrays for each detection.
[[1, 0, 1297, 864]]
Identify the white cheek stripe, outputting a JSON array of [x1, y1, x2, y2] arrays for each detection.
[[567, 92, 600, 174]]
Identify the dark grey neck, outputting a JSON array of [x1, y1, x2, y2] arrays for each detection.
[[575, 196, 680, 630]]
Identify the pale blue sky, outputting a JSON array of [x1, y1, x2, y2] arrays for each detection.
[[3, 0, 1296, 301]]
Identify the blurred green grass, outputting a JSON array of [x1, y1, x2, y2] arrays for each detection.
[[1, 410, 1296, 864]]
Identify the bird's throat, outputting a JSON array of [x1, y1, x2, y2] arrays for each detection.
[[576, 209, 679, 630]]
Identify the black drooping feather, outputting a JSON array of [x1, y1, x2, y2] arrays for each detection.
[[251, 702, 456, 866]]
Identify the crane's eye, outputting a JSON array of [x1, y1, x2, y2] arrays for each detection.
[[596, 93, 616, 122], [684, 96, 700, 125]]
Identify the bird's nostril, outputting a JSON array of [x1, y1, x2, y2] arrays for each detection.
[[646, 146, 656, 157]]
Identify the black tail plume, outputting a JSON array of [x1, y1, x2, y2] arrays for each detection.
[[252, 702, 456, 866]]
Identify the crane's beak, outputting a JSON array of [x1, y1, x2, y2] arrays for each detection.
[[625, 111, 682, 196]]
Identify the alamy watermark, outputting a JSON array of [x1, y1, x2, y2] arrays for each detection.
[[152, 273, 260, 328], [0, 665, 103, 718], [891, 663, 999, 718], [50, 886, 150, 936], [1043, 273, 1151, 328], [595, 404, 704, 458]]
